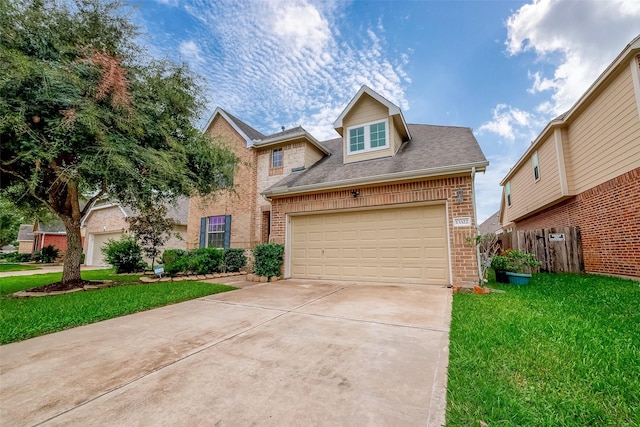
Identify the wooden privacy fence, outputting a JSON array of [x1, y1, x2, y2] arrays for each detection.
[[500, 226, 584, 273]]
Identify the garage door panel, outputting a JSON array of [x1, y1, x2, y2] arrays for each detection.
[[90, 232, 124, 266], [290, 204, 450, 285]]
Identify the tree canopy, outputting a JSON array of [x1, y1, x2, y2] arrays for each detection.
[[0, 0, 238, 285]]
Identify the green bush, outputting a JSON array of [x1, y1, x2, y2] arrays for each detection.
[[5, 252, 32, 263], [187, 248, 224, 275], [490, 255, 509, 272], [253, 243, 284, 278], [101, 236, 147, 274], [223, 248, 246, 272], [504, 249, 541, 273], [161, 249, 189, 277], [161, 249, 188, 266], [39, 244, 60, 263]]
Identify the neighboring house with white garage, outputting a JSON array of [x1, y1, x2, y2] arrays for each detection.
[[82, 200, 188, 266], [189, 85, 489, 286]]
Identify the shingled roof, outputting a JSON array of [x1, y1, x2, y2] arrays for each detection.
[[220, 109, 265, 141], [263, 124, 488, 196], [17, 224, 34, 241]]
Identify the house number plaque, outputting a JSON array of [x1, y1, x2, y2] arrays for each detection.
[[453, 217, 472, 227], [549, 233, 566, 241]]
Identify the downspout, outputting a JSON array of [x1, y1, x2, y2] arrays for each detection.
[[471, 167, 482, 283]]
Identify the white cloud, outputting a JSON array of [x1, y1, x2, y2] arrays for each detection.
[[477, 104, 533, 142], [179, 40, 203, 62], [142, 0, 411, 137], [272, 3, 330, 56], [506, 0, 640, 115]]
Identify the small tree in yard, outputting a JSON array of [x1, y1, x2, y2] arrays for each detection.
[[0, 0, 237, 289], [127, 205, 177, 269], [471, 233, 501, 285]]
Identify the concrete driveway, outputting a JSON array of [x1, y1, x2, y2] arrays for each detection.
[[0, 280, 452, 426]]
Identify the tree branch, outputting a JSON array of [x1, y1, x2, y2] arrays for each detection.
[[81, 182, 107, 218]]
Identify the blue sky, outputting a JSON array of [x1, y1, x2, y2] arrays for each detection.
[[134, 0, 640, 222]]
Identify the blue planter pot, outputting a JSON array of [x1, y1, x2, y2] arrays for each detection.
[[506, 272, 532, 285]]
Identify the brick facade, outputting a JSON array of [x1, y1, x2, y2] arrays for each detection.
[[187, 115, 259, 249], [255, 141, 308, 244], [514, 167, 640, 278], [270, 174, 479, 286]]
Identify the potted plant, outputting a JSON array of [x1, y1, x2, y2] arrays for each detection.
[[504, 250, 541, 285], [490, 255, 510, 283]]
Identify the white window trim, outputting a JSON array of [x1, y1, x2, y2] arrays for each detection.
[[532, 151, 540, 182], [346, 118, 389, 155], [506, 182, 512, 207], [271, 148, 283, 168]]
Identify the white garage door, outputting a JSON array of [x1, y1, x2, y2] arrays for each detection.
[[88, 232, 123, 266], [290, 204, 450, 285]]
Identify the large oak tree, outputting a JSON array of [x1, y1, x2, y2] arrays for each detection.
[[0, 0, 237, 286]]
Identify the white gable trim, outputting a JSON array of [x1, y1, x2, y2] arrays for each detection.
[[333, 86, 410, 140], [80, 203, 128, 228], [202, 107, 254, 147]]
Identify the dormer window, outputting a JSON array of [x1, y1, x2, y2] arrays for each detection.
[[347, 119, 388, 154]]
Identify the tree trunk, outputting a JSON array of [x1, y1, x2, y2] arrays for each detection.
[[61, 215, 83, 284]]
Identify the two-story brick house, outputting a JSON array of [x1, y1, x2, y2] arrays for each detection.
[[189, 86, 489, 286]]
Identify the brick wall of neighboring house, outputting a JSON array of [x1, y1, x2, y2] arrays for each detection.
[[84, 206, 128, 235], [255, 141, 307, 243], [270, 174, 479, 286], [18, 241, 32, 254], [187, 115, 258, 249], [514, 167, 640, 278], [41, 234, 68, 251]]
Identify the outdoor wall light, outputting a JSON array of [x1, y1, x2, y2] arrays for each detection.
[[351, 189, 359, 198], [456, 188, 464, 203]]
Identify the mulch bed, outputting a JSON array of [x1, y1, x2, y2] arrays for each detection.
[[27, 280, 103, 293]]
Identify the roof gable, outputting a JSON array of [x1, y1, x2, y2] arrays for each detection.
[[333, 85, 410, 140], [202, 107, 265, 147]]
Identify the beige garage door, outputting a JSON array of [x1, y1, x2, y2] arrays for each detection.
[[90, 232, 123, 266], [290, 204, 449, 285]]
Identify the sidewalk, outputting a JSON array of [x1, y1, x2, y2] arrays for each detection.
[[0, 264, 106, 278]]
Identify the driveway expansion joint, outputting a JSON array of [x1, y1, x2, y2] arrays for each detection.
[[292, 311, 451, 333]]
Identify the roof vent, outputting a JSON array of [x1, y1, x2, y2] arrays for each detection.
[[281, 126, 285, 132]]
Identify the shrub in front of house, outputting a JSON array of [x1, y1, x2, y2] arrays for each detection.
[[187, 248, 224, 275], [160, 247, 247, 276], [161, 249, 189, 277], [101, 236, 147, 274], [223, 248, 246, 272], [253, 243, 284, 278], [39, 244, 60, 263], [5, 252, 33, 263]]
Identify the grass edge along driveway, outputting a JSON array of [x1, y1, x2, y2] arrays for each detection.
[[0, 269, 236, 344], [446, 273, 640, 426]]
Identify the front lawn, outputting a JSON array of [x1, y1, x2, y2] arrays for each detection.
[[0, 263, 40, 273], [447, 273, 640, 426], [0, 269, 236, 344]]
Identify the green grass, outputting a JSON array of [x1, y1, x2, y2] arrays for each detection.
[[0, 269, 236, 344], [0, 263, 40, 272], [446, 273, 640, 426]]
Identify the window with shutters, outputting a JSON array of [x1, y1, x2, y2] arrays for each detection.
[[200, 215, 231, 249]]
